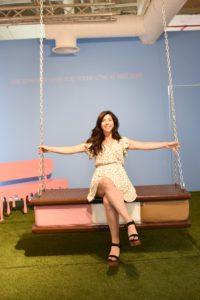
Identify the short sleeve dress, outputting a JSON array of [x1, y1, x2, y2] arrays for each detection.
[[85, 137, 137, 202]]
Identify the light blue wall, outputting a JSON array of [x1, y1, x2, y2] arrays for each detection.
[[0, 31, 199, 190]]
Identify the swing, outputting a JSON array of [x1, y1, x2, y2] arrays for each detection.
[[30, 1, 191, 233]]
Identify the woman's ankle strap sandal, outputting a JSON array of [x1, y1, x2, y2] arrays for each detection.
[[107, 243, 120, 267], [111, 243, 121, 248], [127, 221, 141, 246]]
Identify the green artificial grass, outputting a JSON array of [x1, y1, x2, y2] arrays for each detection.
[[0, 192, 200, 300]]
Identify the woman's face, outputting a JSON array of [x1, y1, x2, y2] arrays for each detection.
[[101, 114, 114, 135]]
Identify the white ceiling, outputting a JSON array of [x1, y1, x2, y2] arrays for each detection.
[[0, 0, 199, 40]]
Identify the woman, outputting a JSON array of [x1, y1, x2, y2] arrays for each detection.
[[39, 110, 179, 267]]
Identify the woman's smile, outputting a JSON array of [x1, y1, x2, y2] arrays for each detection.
[[101, 114, 114, 133]]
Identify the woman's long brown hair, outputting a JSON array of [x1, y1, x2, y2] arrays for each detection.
[[86, 111, 121, 157]]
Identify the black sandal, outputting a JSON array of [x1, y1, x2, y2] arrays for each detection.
[[107, 243, 120, 267], [127, 220, 141, 246]]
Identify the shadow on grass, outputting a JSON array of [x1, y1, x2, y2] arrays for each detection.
[[16, 231, 110, 259], [106, 262, 139, 278], [15, 228, 197, 258]]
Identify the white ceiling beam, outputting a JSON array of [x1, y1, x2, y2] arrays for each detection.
[[137, 0, 151, 15], [168, 14, 200, 31], [0, 24, 43, 40]]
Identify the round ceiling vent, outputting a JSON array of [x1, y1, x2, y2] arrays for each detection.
[[52, 46, 80, 54]]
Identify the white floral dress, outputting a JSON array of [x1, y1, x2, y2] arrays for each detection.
[[85, 137, 137, 202]]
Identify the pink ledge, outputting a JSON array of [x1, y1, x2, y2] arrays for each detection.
[[0, 179, 68, 200], [0, 197, 4, 222], [34, 205, 93, 226], [0, 158, 54, 182]]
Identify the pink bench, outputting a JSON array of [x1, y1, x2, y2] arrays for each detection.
[[0, 158, 68, 222]]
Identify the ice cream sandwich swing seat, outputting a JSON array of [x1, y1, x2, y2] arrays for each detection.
[[30, 1, 191, 233]]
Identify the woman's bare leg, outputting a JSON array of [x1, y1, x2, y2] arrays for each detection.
[[103, 196, 120, 259], [97, 177, 139, 241]]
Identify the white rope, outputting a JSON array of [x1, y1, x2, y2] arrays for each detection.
[[38, 0, 45, 195], [161, 0, 185, 189]]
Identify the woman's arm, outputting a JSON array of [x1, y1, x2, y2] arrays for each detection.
[[38, 143, 86, 155], [128, 139, 180, 152]]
